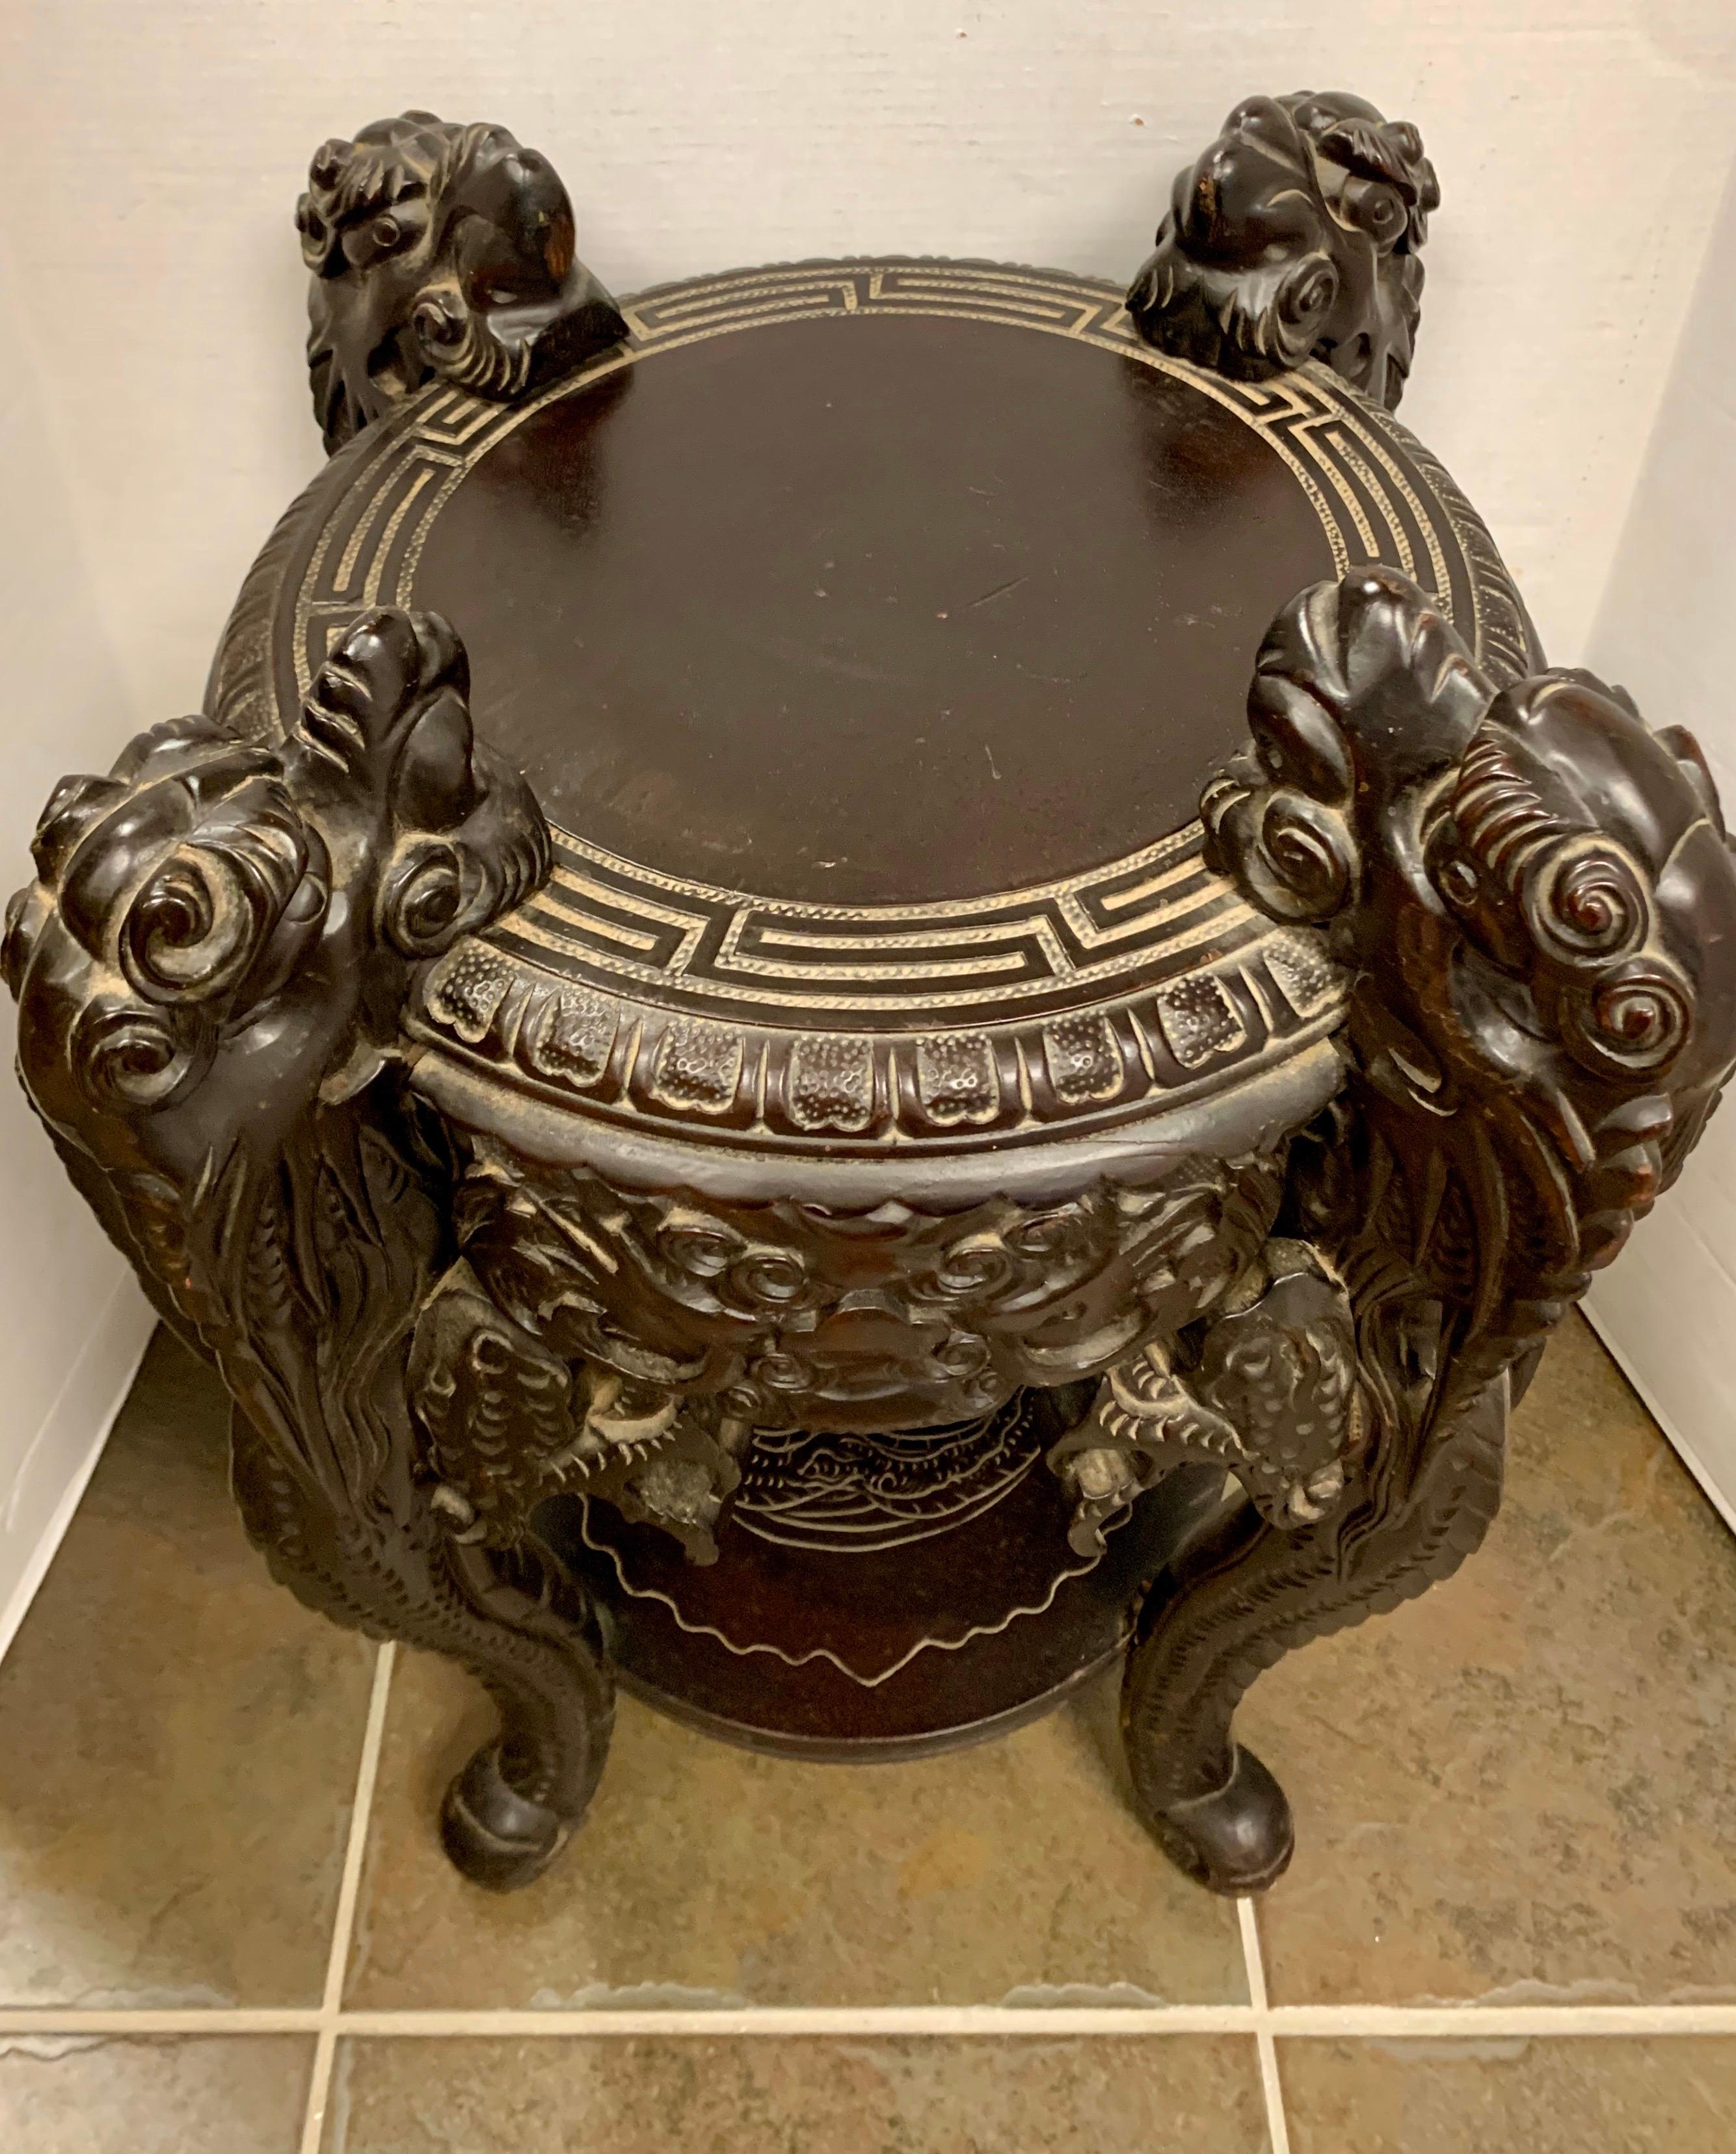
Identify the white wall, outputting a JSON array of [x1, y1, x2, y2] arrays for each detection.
[[0, 220, 155, 1652], [1584, 157, 1736, 1529], [2, 1, 1735, 1632], [4, 0, 1735, 708]]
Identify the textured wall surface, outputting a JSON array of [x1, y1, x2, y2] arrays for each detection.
[[2, 1, 1735, 1628], [1585, 161, 1736, 1526], [3, 0, 1735, 702], [0, 222, 154, 1649]]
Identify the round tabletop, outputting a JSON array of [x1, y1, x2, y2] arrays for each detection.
[[211, 258, 1535, 1166]]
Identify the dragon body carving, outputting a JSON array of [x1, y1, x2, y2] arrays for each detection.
[[14, 94, 1729, 1904], [3, 608, 612, 1890], [1048, 1239, 1365, 1558], [407, 1252, 744, 1567], [1115, 566, 1736, 1892], [400, 1134, 1292, 1562], [298, 111, 628, 451], [1128, 90, 1438, 410]]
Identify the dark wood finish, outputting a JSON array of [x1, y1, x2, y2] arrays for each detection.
[[3, 610, 609, 1890], [407, 311, 1333, 898], [210, 254, 1534, 1170], [297, 111, 626, 451], [423, 1135, 1287, 1484], [1128, 90, 1437, 409], [1108, 567, 1736, 1891], [11, 102, 1734, 1907], [545, 1412, 1231, 1758]]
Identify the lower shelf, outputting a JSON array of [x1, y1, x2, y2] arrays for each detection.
[[537, 1399, 1226, 1762]]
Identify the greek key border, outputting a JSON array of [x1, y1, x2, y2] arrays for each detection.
[[224, 257, 1538, 1146], [285, 263, 1509, 1030]]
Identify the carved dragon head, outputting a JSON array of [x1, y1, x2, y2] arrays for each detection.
[[1431, 671, 1736, 1173], [1204, 567, 1736, 1281], [297, 112, 628, 451], [4, 609, 549, 1181], [1128, 91, 1439, 410]]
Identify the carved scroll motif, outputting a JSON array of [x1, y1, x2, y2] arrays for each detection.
[[297, 111, 628, 451], [1117, 565, 1736, 1894], [1128, 91, 1438, 409]]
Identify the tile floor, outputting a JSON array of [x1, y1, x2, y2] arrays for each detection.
[[1, 1313, 1733, 2150]]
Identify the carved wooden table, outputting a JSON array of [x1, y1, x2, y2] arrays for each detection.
[[12, 96, 1736, 1898]]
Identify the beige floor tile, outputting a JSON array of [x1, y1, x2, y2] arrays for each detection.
[[1280, 2036, 1736, 2153], [325, 2035, 1268, 2153], [347, 1650, 1246, 2010], [1241, 1312, 1736, 2004], [0, 1330, 377, 2006], [0, 2034, 313, 2154]]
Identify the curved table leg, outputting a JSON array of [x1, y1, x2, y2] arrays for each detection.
[[3, 604, 610, 1891], [232, 1416, 613, 1890], [1121, 1366, 1505, 1893], [1103, 563, 1736, 1892]]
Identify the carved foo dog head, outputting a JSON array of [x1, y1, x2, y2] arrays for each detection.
[[4, 610, 548, 1183], [297, 111, 628, 451], [1129, 91, 1439, 410]]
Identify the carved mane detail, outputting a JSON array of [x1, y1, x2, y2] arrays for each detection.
[[297, 111, 628, 451]]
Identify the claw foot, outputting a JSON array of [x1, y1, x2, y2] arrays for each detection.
[[440, 1742, 574, 1892], [1137, 1743, 1294, 1896]]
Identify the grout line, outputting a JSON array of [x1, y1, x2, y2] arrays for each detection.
[[1270, 2004, 1736, 2037], [0, 2006, 1257, 2039], [323, 1643, 397, 2015], [310, 2006, 1251, 2036], [7, 2001, 1736, 2040], [0, 2010, 326, 2036], [1239, 1898, 1292, 2154], [297, 1641, 395, 2154]]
